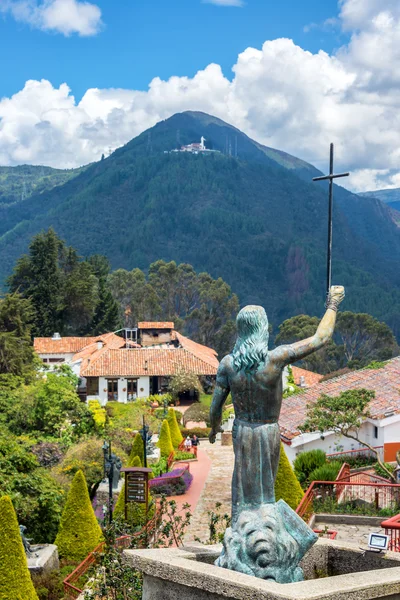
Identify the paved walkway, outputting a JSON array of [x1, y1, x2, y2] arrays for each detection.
[[316, 520, 385, 547], [168, 448, 212, 526], [185, 440, 234, 542]]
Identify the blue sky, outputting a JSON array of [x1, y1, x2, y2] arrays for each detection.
[[1, 0, 342, 101], [1, 0, 400, 193]]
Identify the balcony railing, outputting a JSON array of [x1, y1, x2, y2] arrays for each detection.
[[381, 514, 400, 552], [296, 465, 400, 525]]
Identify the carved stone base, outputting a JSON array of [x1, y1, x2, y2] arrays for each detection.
[[215, 500, 318, 583], [28, 544, 59, 574]]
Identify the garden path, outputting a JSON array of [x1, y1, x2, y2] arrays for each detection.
[[168, 448, 212, 525], [184, 440, 234, 542]]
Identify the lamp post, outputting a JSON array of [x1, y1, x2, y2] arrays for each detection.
[[139, 416, 150, 468], [102, 441, 122, 524]]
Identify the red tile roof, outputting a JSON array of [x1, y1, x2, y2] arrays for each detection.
[[81, 347, 218, 377], [34, 336, 98, 354], [291, 366, 323, 387], [175, 332, 219, 369], [280, 357, 400, 441], [34, 332, 127, 355], [138, 322, 174, 330], [35, 329, 218, 378]]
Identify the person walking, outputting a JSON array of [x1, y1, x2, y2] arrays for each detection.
[[191, 434, 199, 456]]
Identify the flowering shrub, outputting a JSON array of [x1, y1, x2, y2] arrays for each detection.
[[149, 467, 193, 496], [88, 399, 106, 431]]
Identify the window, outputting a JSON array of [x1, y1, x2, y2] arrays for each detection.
[[107, 379, 119, 401], [373, 425, 379, 439], [127, 379, 138, 401], [49, 357, 65, 363], [87, 377, 99, 396]]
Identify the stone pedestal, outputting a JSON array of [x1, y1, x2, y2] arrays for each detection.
[[28, 544, 59, 574], [124, 539, 400, 600], [221, 432, 232, 446]]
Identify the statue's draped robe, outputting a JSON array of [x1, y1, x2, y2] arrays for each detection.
[[231, 419, 280, 522]]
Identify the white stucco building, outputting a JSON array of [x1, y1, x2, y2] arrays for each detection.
[[34, 323, 218, 405], [280, 357, 400, 464]]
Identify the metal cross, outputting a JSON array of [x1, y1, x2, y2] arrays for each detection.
[[313, 143, 349, 295]]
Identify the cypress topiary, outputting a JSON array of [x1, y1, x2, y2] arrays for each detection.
[[167, 408, 183, 448], [0, 495, 39, 600], [274, 444, 304, 510], [55, 470, 103, 562], [158, 420, 174, 458], [129, 433, 144, 466]]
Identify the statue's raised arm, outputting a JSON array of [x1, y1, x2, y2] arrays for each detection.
[[270, 285, 345, 366]]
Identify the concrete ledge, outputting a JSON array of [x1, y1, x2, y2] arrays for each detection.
[[124, 539, 400, 600], [28, 544, 59, 574], [314, 514, 384, 527]]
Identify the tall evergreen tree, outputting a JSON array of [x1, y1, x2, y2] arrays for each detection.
[[9, 228, 62, 336], [0, 293, 35, 376], [90, 277, 121, 335]]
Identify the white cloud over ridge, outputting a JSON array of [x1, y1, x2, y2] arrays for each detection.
[[0, 0, 102, 36], [1, 0, 400, 191]]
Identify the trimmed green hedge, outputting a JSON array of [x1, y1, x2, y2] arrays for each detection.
[[167, 408, 183, 448], [158, 420, 174, 458], [0, 495, 39, 600], [55, 470, 103, 562], [181, 427, 211, 438], [129, 433, 144, 466], [275, 444, 304, 510]]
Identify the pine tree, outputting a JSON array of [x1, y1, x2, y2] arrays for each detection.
[[274, 444, 304, 510], [0, 293, 35, 376], [55, 470, 103, 562], [158, 420, 174, 458], [167, 408, 183, 448], [129, 433, 145, 466], [9, 228, 63, 336], [0, 495, 39, 600], [90, 277, 121, 335]]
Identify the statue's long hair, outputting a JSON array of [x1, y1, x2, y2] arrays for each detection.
[[232, 305, 269, 372]]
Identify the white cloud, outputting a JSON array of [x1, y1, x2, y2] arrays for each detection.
[[0, 0, 102, 36], [2, 0, 400, 191], [202, 0, 244, 6]]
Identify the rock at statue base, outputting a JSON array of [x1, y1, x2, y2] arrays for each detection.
[[216, 499, 318, 583]]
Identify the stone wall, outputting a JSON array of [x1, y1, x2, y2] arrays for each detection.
[[125, 539, 400, 600]]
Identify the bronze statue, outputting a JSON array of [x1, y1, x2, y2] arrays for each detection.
[[209, 285, 345, 581]]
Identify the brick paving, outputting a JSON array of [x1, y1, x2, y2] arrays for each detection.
[[185, 439, 234, 542]]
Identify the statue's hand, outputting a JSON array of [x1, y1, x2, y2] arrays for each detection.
[[209, 427, 223, 444], [330, 285, 345, 303], [326, 285, 345, 310]]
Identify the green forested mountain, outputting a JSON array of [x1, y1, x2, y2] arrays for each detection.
[[0, 164, 85, 206], [1, 111, 400, 338], [360, 188, 400, 224]]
